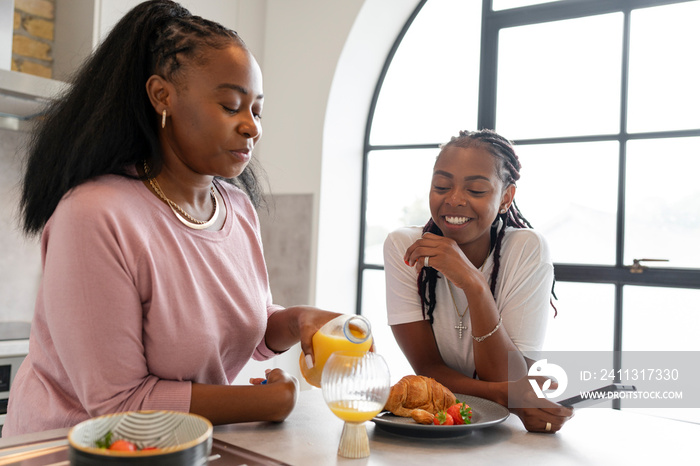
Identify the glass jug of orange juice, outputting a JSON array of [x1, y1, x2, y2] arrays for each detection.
[[299, 314, 373, 387]]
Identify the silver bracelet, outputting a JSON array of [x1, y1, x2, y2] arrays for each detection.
[[472, 315, 503, 343]]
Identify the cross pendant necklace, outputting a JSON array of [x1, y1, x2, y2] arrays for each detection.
[[448, 283, 469, 339], [454, 320, 468, 339], [446, 253, 490, 339]]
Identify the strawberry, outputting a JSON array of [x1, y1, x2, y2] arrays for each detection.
[[433, 410, 454, 425], [446, 402, 473, 425], [108, 439, 137, 452]]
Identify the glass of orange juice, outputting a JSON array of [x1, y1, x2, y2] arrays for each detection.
[[321, 351, 390, 458]]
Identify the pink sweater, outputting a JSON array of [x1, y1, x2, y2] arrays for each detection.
[[4, 175, 281, 435]]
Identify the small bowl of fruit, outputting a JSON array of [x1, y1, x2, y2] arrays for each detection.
[[67, 410, 213, 465]]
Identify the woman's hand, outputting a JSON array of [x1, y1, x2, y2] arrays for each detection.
[[249, 368, 273, 385], [293, 308, 342, 368], [249, 368, 299, 422], [263, 368, 299, 422], [190, 368, 299, 424], [403, 233, 480, 290], [506, 376, 574, 433]]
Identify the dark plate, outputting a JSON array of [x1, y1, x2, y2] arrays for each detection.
[[371, 394, 509, 438]]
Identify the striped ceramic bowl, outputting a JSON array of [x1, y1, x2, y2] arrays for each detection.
[[68, 410, 213, 465]]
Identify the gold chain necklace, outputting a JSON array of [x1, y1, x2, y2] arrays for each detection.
[[447, 253, 490, 339], [143, 161, 220, 230]]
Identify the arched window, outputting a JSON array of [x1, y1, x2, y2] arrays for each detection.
[[358, 0, 700, 417]]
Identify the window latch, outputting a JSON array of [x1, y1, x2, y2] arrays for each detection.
[[629, 258, 669, 274]]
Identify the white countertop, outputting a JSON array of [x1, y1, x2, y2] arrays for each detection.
[[1, 389, 697, 465], [212, 388, 698, 465]]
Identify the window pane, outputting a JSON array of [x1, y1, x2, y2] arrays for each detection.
[[364, 149, 434, 265], [542, 282, 615, 351], [627, 2, 700, 133], [515, 142, 619, 265], [497, 14, 623, 139], [492, 0, 562, 10], [621, 286, 700, 423], [361, 269, 414, 385], [625, 137, 700, 269], [369, 0, 480, 146], [623, 286, 700, 351]]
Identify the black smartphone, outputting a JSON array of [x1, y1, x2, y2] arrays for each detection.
[[558, 383, 637, 408]]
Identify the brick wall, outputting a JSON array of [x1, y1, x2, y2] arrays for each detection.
[[12, 0, 55, 78]]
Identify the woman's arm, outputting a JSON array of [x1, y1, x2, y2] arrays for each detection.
[[191, 306, 340, 425], [189, 369, 298, 424], [389, 230, 572, 433], [456, 275, 526, 381], [384, 228, 516, 386], [263, 306, 341, 365], [403, 233, 527, 381]]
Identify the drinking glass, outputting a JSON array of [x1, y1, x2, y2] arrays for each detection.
[[321, 351, 391, 458]]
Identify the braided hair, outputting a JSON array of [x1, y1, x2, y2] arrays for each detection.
[[418, 129, 556, 324], [20, 0, 265, 236]]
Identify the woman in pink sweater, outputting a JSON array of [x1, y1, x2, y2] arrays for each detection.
[[5, 0, 336, 435]]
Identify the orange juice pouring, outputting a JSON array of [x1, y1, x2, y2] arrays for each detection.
[[299, 314, 373, 388]]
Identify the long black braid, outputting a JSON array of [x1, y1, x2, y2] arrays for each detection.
[[418, 129, 557, 324], [20, 0, 265, 236]]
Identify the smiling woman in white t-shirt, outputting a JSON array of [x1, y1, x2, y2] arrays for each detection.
[[384, 129, 573, 433]]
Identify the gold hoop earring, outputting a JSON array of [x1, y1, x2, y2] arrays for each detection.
[[162, 109, 167, 129]]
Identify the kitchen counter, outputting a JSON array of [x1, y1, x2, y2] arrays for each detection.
[[214, 389, 697, 465], [0, 389, 697, 465]]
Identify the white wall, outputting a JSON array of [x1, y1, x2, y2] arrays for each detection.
[[236, 0, 368, 385], [0, 0, 14, 69], [257, 0, 365, 307], [316, 0, 420, 313], [95, 0, 253, 49]]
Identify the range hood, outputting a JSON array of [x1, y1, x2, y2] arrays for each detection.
[[0, 68, 67, 121]]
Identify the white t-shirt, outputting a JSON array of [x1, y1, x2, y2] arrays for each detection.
[[384, 225, 553, 378]]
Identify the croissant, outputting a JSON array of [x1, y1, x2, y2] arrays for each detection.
[[384, 375, 457, 418], [410, 409, 435, 425]]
